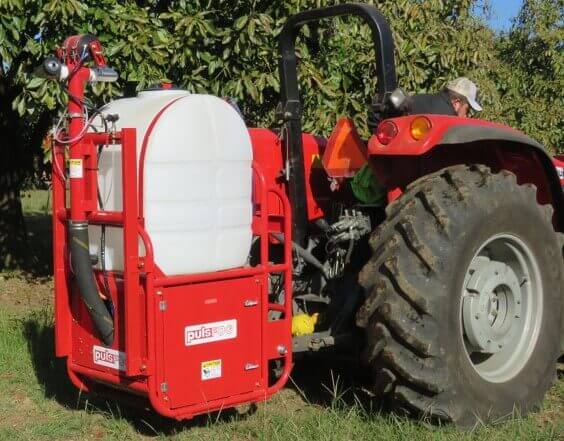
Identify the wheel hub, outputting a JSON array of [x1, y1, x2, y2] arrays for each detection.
[[462, 257, 522, 353], [460, 233, 542, 383]]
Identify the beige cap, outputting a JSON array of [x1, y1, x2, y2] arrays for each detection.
[[446, 77, 483, 112]]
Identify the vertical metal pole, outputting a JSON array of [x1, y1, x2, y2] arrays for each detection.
[[278, 41, 308, 247], [67, 67, 91, 221], [56, 65, 91, 354], [122, 128, 141, 376], [53, 143, 71, 357]]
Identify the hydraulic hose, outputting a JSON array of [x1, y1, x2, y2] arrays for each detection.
[[69, 221, 114, 345]]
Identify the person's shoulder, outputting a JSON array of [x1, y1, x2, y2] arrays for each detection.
[[408, 92, 441, 111], [411, 93, 436, 102], [408, 90, 455, 116]]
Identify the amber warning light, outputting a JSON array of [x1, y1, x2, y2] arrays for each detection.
[[410, 116, 432, 140]]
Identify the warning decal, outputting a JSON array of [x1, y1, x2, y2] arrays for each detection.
[[69, 159, 83, 178], [201, 359, 222, 381]]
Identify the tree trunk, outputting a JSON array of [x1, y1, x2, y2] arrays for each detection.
[[0, 81, 51, 271], [0, 164, 28, 269]]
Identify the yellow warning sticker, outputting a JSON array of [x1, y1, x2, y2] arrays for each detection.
[[201, 359, 222, 381], [69, 159, 83, 179]]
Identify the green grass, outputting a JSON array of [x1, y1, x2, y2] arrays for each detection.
[[0, 303, 562, 440], [2, 190, 561, 439], [21, 189, 51, 216]]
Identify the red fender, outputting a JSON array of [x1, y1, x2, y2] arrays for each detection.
[[367, 115, 563, 230]]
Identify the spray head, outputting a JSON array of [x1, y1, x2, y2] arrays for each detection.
[[34, 55, 69, 81]]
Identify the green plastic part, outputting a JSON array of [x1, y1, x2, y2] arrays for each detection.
[[350, 164, 386, 205]]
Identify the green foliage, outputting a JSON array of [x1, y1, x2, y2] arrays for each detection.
[[0, 0, 561, 150], [488, 0, 563, 150]]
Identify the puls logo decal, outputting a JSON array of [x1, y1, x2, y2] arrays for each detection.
[[92, 345, 126, 371], [185, 319, 237, 346]]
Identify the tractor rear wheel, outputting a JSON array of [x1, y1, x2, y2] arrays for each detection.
[[356, 165, 564, 427]]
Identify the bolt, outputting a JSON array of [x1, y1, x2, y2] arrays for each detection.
[[156, 290, 163, 296], [475, 314, 479, 320], [277, 345, 288, 355]]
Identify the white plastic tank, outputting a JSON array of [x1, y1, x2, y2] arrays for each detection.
[[88, 90, 253, 275]]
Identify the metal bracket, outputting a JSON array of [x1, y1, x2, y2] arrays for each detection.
[[293, 293, 330, 304], [292, 331, 336, 352], [276, 100, 301, 122], [159, 300, 167, 312]]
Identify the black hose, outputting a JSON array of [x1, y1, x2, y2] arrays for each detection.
[[69, 221, 114, 345]]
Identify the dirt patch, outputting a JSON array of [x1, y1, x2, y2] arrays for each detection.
[[0, 275, 53, 314], [1, 385, 42, 428], [264, 387, 309, 415]]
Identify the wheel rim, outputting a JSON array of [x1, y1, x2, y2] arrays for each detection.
[[461, 233, 543, 383]]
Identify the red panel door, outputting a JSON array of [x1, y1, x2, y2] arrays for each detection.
[[161, 276, 263, 409]]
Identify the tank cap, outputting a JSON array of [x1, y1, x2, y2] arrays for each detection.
[[141, 82, 184, 93]]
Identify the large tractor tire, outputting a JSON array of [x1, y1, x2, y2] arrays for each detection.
[[356, 165, 564, 427]]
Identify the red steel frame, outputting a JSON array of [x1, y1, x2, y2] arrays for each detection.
[[53, 69, 293, 419]]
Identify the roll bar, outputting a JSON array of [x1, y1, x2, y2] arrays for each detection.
[[278, 3, 397, 246]]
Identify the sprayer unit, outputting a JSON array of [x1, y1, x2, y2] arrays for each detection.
[[48, 35, 293, 418]]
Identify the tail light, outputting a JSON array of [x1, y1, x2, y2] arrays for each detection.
[[410, 116, 432, 140], [376, 120, 398, 145]]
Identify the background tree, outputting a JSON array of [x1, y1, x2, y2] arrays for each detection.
[[489, 0, 563, 150], [0, 0, 561, 270], [0, 0, 171, 269]]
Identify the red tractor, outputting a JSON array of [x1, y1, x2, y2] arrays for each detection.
[[43, 4, 563, 427]]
